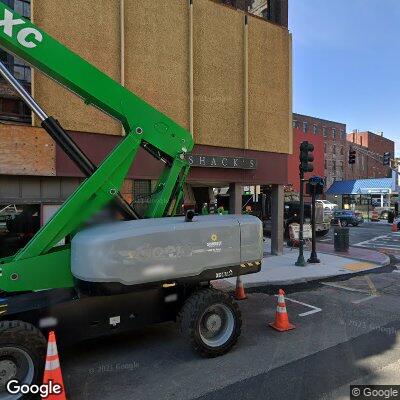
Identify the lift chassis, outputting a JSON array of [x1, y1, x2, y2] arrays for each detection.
[[0, 3, 262, 396]]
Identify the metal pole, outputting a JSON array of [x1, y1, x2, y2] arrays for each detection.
[[295, 170, 306, 266], [307, 188, 320, 263], [0, 61, 48, 121]]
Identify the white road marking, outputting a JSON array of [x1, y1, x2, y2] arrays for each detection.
[[351, 295, 380, 304], [353, 235, 391, 247], [275, 295, 322, 317], [354, 233, 400, 251]]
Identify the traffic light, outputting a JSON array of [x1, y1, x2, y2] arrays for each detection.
[[383, 152, 391, 166], [348, 149, 356, 164], [306, 176, 325, 195], [299, 141, 314, 173]]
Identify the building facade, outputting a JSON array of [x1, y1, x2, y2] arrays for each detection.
[[0, 0, 292, 253], [292, 113, 347, 189], [345, 130, 395, 180], [287, 127, 324, 193]]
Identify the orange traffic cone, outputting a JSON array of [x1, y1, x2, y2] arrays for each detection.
[[269, 289, 295, 332], [43, 331, 66, 399], [234, 276, 247, 300]]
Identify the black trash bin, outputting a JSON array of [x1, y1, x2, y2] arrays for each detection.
[[388, 211, 395, 224], [334, 227, 349, 252]]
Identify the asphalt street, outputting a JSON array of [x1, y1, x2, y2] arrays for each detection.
[[318, 222, 400, 262], [62, 267, 400, 400], [317, 221, 392, 246]]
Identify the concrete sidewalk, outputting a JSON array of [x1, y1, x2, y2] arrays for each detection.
[[220, 239, 391, 288]]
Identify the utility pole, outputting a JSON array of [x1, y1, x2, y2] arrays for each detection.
[[296, 141, 314, 267]]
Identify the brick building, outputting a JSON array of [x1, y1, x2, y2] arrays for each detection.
[[346, 131, 395, 180], [292, 113, 347, 189], [287, 127, 324, 192]]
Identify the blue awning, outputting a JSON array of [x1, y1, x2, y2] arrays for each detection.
[[326, 178, 395, 195]]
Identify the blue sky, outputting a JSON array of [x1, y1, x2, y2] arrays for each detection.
[[289, 0, 400, 156]]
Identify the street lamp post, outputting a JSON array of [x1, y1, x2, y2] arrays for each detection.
[[296, 141, 314, 267]]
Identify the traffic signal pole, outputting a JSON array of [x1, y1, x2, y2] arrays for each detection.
[[295, 169, 306, 266], [296, 141, 314, 267], [307, 188, 320, 264]]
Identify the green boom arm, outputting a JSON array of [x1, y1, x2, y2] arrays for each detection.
[[0, 3, 194, 292]]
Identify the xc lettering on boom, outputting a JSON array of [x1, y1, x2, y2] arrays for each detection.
[[0, 8, 42, 48]]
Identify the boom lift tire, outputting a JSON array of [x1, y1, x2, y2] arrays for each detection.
[[0, 321, 46, 399], [178, 288, 242, 358]]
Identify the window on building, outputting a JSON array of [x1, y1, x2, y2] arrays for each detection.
[[324, 143, 327, 153], [333, 145, 336, 154], [332, 161, 336, 171], [332, 128, 336, 139], [13, 56, 31, 83], [324, 160, 327, 169], [341, 130, 346, 139], [292, 120, 297, 128], [323, 127, 327, 137], [133, 179, 152, 217], [0, 98, 30, 123], [14, 0, 31, 18], [360, 137, 363, 147], [134, 179, 151, 199], [0, 0, 31, 123], [340, 161, 344, 172], [340, 146, 344, 155], [303, 121, 308, 133], [313, 124, 317, 134]]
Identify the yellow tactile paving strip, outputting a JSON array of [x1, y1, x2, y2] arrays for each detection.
[[343, 262, 377, 271]]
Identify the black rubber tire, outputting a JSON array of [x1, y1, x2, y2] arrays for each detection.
[[0, 321, 46, 399], [341, 219, 349, 227], [177, 288, 242, 358]]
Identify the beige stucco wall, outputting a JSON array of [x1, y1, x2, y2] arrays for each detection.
[[124, 1, 189, 130], [32, 0, 121, 135], [31, 0, 291, 153], [248, 17, 291, 154], [193, 0, 244, 149]]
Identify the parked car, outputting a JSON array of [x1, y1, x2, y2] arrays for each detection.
[[316, 199, 338, 212], [332, 210, 364, 227]]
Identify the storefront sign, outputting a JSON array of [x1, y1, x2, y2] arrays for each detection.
[[185, 154, 257, 170]]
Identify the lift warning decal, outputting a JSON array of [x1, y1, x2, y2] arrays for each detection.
[[206, 233, 222, 253], [0, 298, 8, 316]]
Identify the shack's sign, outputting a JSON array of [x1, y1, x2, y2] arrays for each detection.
[[185, 154, 257, 170]]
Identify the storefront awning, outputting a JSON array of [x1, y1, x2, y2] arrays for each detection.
[[326, 178, 395, 195]]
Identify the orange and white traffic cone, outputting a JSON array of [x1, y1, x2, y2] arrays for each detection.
[[269, 289, 295, 332], [234, 276, 247, 300], [43, 331, 66, 399], [392, 221, 398, 232]]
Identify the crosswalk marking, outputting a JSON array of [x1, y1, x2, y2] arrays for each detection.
[[354, 233, 400, 253]]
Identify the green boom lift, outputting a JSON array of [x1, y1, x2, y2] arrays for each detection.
[[0, 3, 262, 395]]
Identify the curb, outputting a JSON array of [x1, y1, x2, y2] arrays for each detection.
[[222, 257, 393, 295], [227, 264, 396, 296]]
